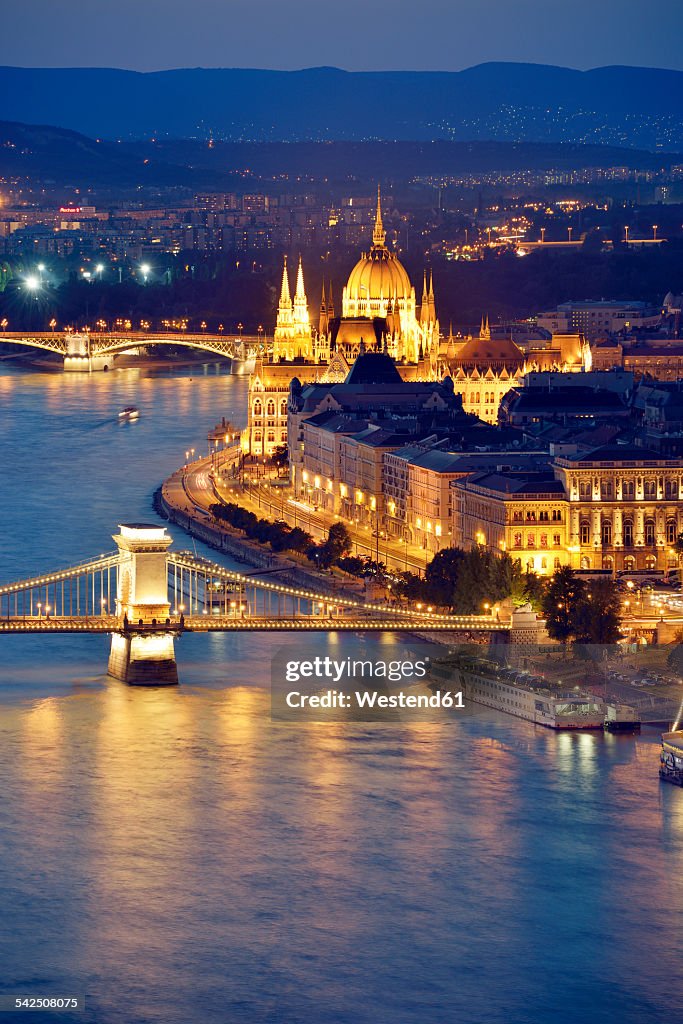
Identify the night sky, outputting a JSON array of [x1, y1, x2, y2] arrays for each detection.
[[0, 0, 680, 72]]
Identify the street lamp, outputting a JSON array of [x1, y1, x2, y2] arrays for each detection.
[[24, 275, 40, 292], [140, 263, 151, 284]]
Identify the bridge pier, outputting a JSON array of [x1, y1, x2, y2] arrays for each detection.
[[108, 630, 179, 685], [63, 332, 111, 372], [108, 524, 178, 685]]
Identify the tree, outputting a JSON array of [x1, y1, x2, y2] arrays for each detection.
[[316, 522, 353, 569], [424, 548, 465, 607], [541, 566, 587, 642], [571, 579, 622, 646], [272, 445, 289, 474]]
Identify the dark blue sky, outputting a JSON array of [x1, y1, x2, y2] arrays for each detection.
[[0, 0, 679, 72]]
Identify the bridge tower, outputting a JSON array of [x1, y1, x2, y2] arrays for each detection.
[[107, 524, 178, 685], [63, 332, 111, 372]]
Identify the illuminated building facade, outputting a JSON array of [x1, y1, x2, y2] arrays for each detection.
[[453, 445, 683, 575]]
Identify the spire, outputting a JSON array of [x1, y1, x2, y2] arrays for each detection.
[[479, 314, 490, 341], [279, 255, 291, 306], [420, 270, 429, 324], [292, 255, 309, 329], [319, 280, 328, 336], [295, 254, 306, 301], [372, 184, 386, 248], [327, 279, 334, 318]]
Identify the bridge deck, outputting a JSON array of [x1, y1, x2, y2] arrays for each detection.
[[0, 615, 508, 634]]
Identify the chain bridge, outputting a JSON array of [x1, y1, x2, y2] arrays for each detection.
[[0, 330, 272, 371], [0, 524, 509, 684]]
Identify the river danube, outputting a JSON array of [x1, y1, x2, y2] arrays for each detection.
[[1, 362, 682, 1024]]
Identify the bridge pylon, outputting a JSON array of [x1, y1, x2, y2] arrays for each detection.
[[63, 332, 111, 372], [108, 524, 178, 685]]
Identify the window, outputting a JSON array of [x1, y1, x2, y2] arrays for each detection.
[[580, 520, 590, 545], [624, 556, 635, 571], [665, 479, 679, 499], [527, 534, 536, 548], [553, 533, 561, 546], [512, 511, 523, 523], [552, 509, 561, 521], [623, 519, 633, 547], [253, 401, 262, 418], [541, 558, 547, 569], [540, 533, 548, 548], [513, 532, 522, 548], [266, 400, 275, 417], [601, 481, 613, 500], [280, 400, 288, 417], [554, 557, 561, 569], [622, 480, 635, 499], [601, 520, 612, 546], [644, 480, 656, 500], [539, 511, 549, 522], [667, 519, 677, 545], [645, 519, 655, 546], [267, 431, 275, 444], [579, 481, 591, 499]]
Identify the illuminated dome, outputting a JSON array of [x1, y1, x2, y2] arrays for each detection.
[[343, 188, 413, 314], [346, 249, 412, 303]]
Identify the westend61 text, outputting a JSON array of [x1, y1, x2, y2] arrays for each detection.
[[285, 690, 464, 710]]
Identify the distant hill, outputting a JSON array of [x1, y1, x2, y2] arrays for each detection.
[[0, 120, 677, 191], [0, 63, 682, 149]]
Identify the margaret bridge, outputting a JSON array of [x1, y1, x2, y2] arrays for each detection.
[[0, 329, 272, 371], [0, 524, 508, 684]]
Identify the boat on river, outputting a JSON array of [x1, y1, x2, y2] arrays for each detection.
[[660, 730, 683, 785], [118, 406, 139, 420], [431, 654, 640, 731]]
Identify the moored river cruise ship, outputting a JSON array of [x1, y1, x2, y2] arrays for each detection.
[[660, 731, 683, 785], [431, 655, 640, 731]]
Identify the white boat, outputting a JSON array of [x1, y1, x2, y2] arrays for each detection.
[[432, 655, 640, 731], [118, 406, 139, 420]]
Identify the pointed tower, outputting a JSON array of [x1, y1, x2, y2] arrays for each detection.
[[293, 255, 309, 329], [372, 184, 386, 249], [327, 279, 334, 319], [420, 270, 429, 324], [319, 280, 328, 336], [428, 271, 436, 322], [277, 256, 293, 326], [479, 315, 491, 341]]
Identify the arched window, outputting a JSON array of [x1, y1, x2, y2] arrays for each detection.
[[666, 519, 677, 545], [554, 557, 561, 569], [280, 400, 288, 417], [645, 518, 656, 546], [665, 479, 678, 499], [527, 534, 536, 548], [267, 431, 275, 443], [580, 520, 590, 545], [623, 519, 633, 547], [601, 520, 612, 546], [603, 555, 614, 570], [253, 401, 262, 418], [266, 400, 275, 417], [622, 479, 635, 499], [624, 556, 635, 571], [644, 480, 656, 500], [580, 556, 590, 569], [579, 481, 591, 499], [645, 554, 657, 570]]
